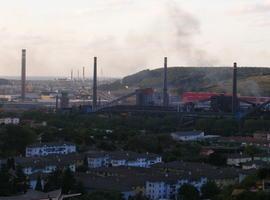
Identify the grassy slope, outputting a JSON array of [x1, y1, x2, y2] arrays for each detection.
[[100, 67, 270, 96]]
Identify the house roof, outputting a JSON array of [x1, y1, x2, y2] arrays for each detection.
[[226, 153, 253, 159], [109, 151, 160, 161], [243, 160, 269, 167], [0, 189, 61, 200], [14, 153, 83, 169], [88, 166, 205, 183], [86, 151, 160, 161], [27, 142, 75, 148], [76, 173, 143, 192], [152, 161, 253, 180], [171, 131, 204, 137]]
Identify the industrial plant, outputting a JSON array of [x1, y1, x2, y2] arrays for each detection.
[[0, 49, 269, 121]]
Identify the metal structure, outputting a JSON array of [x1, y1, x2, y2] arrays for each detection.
[[163, 57, 169, 107], [92, 57, 97, 109], [232, 62, 238, 114], [60, 92, 69, 109], [83, 67, 85, 81], [86, 58, 268, 120], [21, 49, 26, 101], [71, 69, 73, 80], [56, 94, 59, 110]]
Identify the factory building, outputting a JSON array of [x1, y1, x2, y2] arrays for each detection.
[[136, 88, 154, 106], [60, 91, 69, 109]]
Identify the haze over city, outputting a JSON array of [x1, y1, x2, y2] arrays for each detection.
[[1, 0, 270, 77], [1, 1, 270, 200]]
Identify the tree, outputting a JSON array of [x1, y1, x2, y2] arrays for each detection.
[[178, 184, 200, 200], [13, 166, 28, 194], [208, 152, 226, 166], [0, 166, 13, 196], [44, 168, 80, 194], [6, 158, 15, 170], [244, 145, 261, 157], [76, 156, 89, 173], [201, 181, 220, 199], [70, 191, 122, 200], [257, 168, 270, 180], [35, 175, 43, 191], [130, 193, 149, 200], [44, 169, 62, 192], [0, 125, 37, 157], [62, 168, 76, 194], [240, 174, 258, 189]]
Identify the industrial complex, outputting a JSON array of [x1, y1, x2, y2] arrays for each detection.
[[0, 49, 269, 121]]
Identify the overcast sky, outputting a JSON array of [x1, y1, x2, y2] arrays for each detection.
[[0, 0, 270, 77]]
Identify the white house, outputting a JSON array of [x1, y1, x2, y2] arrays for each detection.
[[16, 155, 76, 176], [87, 152, 110, 168], [86, 151, 162, 168], [110, 152, 162, 168], [242, 160, 268, 170], [25, 142, 76, 157], [145, 176, 207, 200], [171, 131, 205, 141], [0, 117, 20, 125], [226, 154, 252, 166]]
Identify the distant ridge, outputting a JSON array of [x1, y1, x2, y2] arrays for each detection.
[[100, 67, 270, 97]]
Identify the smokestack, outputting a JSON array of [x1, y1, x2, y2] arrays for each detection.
[[93, 57, 97, 109], [83, 67, 85, 81], [232, 62, 238, 114], [163, 57, 169, 107], [56, 94, 59, 110], [77, 69, 80, 80], [21, 49, 26, 101], [71, 69, 73, 80]]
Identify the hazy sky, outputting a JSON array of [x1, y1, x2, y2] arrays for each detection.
[[0, 0, 270, 77]]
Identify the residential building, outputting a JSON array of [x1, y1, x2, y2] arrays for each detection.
[[220, 136, 270, 148], [153, 161, 251, 188], [15, 154, 82, 176], [226, 154, 252, 166], [85, 166, 207, 200], [253, 132, 270, 141], [242, 160, 268, 170], [77, 173, 139, 200], [0, 189, 80, 200], [0, 117, 20, 125], [25, 142, 76, 157], [253, 154, 270, 162], [86, 151, 162, 169], [110, 151, 162, 168], [87, 152, 109, 168], [171, 131, 205, 141], [227, 153, 270, 167]]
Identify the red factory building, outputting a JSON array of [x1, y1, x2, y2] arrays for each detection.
[[182, 92, 270, 105]]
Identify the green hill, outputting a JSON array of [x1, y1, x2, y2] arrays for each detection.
[[100, 67, 270, 96]]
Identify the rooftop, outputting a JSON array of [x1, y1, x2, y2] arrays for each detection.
[[171, 131, 204, 137], [0, 189, 61, 200], [27, 142, 75, 148]]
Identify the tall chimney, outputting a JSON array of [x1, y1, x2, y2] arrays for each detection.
[[163, 57, 169, 107], [71, 69, 73, 80], [232, 62, 238, 114], [93, 57, 97, 109], [21, 49, 26, 101], [83, 67, 85, 81], [56, 94, 59, 110], [77, 69, 80, 80]]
